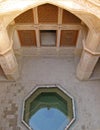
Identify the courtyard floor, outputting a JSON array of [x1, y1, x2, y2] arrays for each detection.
[[0, 49, 100, 130]]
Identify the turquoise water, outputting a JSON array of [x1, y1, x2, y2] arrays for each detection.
[[29, 107, 69, 130]]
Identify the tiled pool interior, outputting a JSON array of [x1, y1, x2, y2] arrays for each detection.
[[23, 87, 75, 130]]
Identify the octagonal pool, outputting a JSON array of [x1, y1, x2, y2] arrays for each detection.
[[22, 85, 75, 130]]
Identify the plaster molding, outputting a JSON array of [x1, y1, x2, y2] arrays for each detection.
[[0, 49, 18, 74], [73, 0, 100, 17], [0, 23, 14, 55], [83, 40, 100, 56], [0, 40, 13, 55], [0, 0, 100, 18]]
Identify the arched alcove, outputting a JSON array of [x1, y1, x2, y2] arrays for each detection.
[[10, 3, 89, 50], [0, 0, 99, 81], [3, 0, 99, 30], [0, 0, 99, 53]]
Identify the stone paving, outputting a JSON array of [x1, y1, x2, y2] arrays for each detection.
[[0, 55, 100, 130]]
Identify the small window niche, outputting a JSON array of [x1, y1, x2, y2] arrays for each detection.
[[40, 30, 56, 46]]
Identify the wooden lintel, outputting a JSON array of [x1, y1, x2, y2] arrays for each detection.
[[15, 23, 82, 30], [61, 24, 82, 30]]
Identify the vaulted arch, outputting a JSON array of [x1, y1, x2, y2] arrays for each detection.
[[0, 0, 100, 31], [0, 0, 100, 80]]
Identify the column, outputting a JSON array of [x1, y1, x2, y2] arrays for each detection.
[[75, 29, 83, 56], [75, 25, 88, 56], [0, 28, 11, 53], [0, 27, 19, 80], [85, 30, 100, 52], [56, 29, 61, 47], [0, 50, 19, 80], [13, 30, 21, 50], [76, 30, 100, 80], [35, 28, 40, 47], [76, 50, 99, 80]]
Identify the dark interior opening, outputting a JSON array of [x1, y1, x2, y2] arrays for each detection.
[[40, 30, 56, 46]]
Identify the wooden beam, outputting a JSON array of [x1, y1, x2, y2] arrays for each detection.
[[39, 24, 58, 30], [33, 7, 38, 24], [60, 24, 82, 30], [15, 24, 36, 30], [58, 8, 63, 25], [15, 23, 82, 30]]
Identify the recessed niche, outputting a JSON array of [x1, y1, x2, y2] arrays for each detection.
[[18, 30, 36, 46], [60, 30, 78, 46], [40, 30, 56, 46]]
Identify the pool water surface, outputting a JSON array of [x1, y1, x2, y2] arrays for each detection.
[[23, 87, 75, 130], [29, 107, 69, 130]]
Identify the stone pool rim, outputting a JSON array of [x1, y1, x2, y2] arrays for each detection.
[[22, 84, 76, 130]]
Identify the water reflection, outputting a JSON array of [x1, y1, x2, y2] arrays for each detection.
[[29, 107, 69, 130]]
